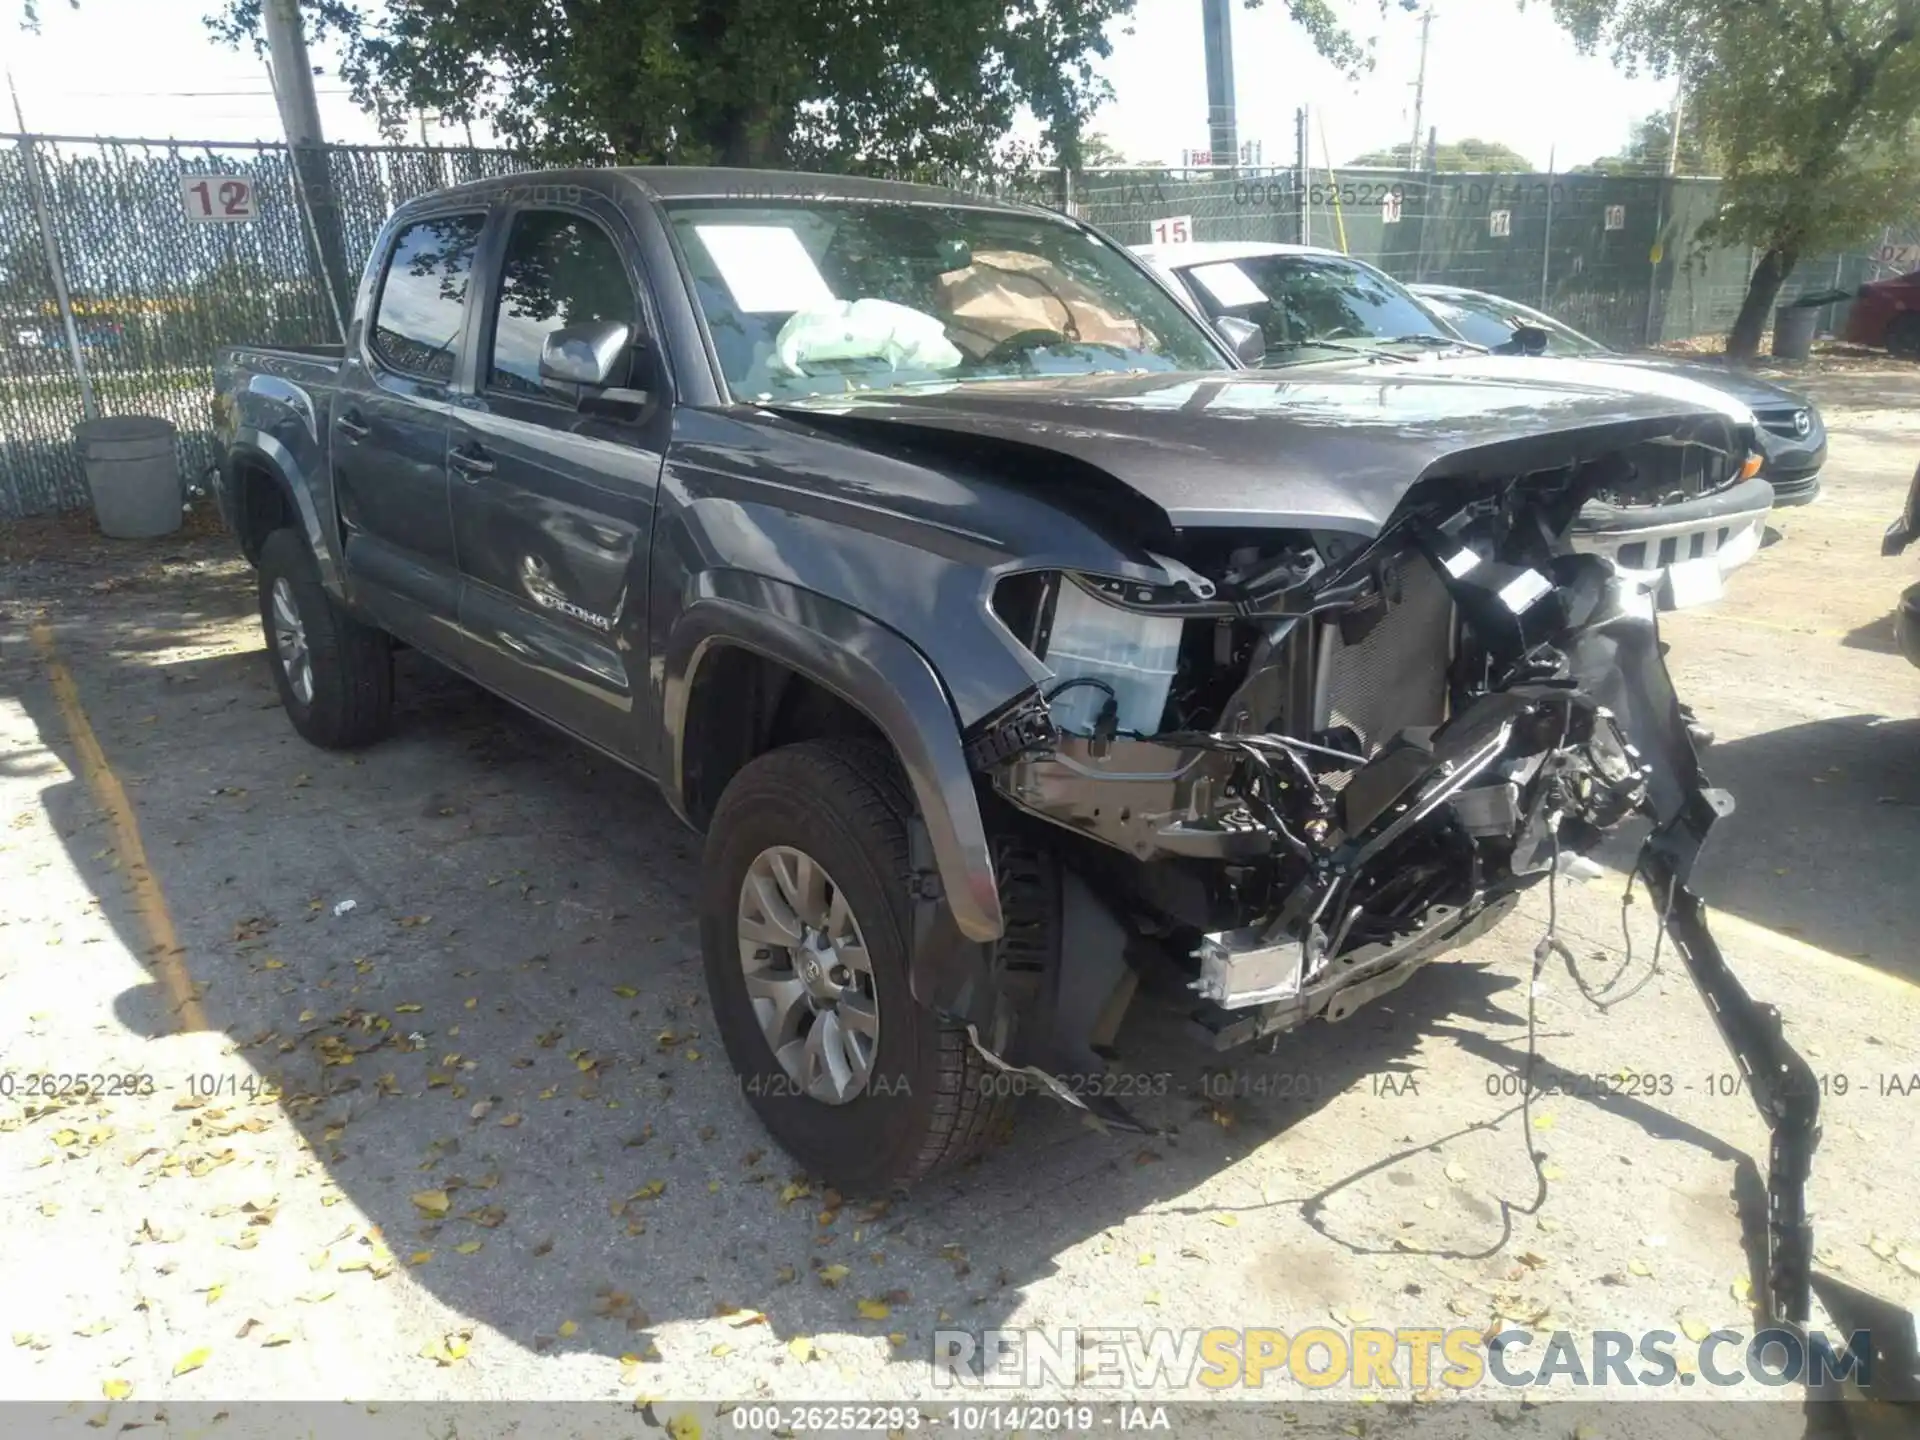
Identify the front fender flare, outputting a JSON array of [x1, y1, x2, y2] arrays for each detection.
[[662, 570, 1005, 944]]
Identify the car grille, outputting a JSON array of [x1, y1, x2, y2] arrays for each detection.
[[1314, 552, 1454, 756], [1756, 405, 1811, 439]]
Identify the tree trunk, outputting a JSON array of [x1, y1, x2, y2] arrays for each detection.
[[1727, 245, 1799, 360]]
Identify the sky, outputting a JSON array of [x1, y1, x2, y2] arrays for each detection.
[[1, 0, 1674, 171]]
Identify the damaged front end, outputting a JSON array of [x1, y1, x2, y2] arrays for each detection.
[[935, 426, 1825, 1329]]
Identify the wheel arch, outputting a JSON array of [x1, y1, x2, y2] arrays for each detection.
[[662, 572, 1005, 944]]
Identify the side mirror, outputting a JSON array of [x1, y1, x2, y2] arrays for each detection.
[[538, 319, 633, 392], [1214, 315, 1267, 366], [1501, 324, 1550, 357]]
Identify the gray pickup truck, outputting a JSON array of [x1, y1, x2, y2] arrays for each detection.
[[211, 167, 1828, 1325]]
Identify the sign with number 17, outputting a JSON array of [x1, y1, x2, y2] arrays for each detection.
[[181, 174, 259, 223]]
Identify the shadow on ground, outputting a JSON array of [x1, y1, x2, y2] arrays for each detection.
[[1683, 714, 1920, 985], [0, 556, 1827, 1413]]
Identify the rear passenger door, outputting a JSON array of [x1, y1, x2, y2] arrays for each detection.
[[332, 209, 485, 651], [447, 198, 668, 766]]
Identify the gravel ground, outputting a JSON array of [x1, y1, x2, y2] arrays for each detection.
[[2, 381, 1918, 1438]]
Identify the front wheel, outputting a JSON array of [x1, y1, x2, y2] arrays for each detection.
[[257, 528, 393, 749], [700, 739, 1010, 1192]]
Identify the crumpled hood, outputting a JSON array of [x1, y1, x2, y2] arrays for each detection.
[[769, 364, 1749, 535]]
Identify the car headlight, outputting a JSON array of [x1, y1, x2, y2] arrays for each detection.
[[990, 571, 1186, 738]]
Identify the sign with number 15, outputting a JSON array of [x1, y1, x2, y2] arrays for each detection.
[[182, 174, 258, 222]]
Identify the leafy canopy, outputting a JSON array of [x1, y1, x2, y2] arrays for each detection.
[[207, 1, 1370, 176], [1346, 137, 1534, 171], [1545, 0, 1920, 257]]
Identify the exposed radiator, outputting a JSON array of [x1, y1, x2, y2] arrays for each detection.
[[1313, 552, 1454, 756]]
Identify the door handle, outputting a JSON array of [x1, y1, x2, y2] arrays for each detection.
[[449, 446, 495, 479], [336, 411, 370, 441]]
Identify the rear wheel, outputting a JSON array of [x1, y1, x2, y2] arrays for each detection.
[[700, 739, 1009, 1192], [257, 528, 393, 749]]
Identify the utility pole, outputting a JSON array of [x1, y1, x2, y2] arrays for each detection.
[[1665, 81, 1685, 174], [1295, 106, 1311, 246], [262, 0, 351, 335], [1407, 5, 1432, 170], [1201, 0, 1238, 170]]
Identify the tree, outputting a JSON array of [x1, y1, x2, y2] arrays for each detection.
[[206, 1, 1368, 177], [1575, 107, 1720, 174], [1346, 137, 1533, 171], [1547, 0, 1920, 358]]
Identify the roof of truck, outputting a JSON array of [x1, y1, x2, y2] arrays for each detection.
[[402, 166, 1056, 214]]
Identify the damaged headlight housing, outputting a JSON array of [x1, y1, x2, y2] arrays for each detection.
[[1040, 579, 1185, 736]]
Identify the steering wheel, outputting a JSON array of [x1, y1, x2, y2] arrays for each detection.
[[981, 327, 1073, 365]]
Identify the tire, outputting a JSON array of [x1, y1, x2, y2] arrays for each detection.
[[257, 527, 393, 749], [701, 739, 1010, 1192], [1889, 313, 1920, 360]]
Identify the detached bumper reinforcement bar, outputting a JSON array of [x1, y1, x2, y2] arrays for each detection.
[[1644, 796, 1820, 1327]]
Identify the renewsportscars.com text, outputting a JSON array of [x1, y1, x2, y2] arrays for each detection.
[[932, 1325, 1874, 1392]]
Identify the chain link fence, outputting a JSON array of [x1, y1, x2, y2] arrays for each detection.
[[1071, 163, 1895, 355], [0, 134, 528, 519], [0, 138, 1912, 519]]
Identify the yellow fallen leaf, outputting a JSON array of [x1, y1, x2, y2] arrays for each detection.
[[262, 959, 285, 970], [779, 1180, 812, 1206], [464, 998, 477, 1009], [818, 1264, 850, 1287], [410, 1251, 433, 1266], [667, 1415, 702, 1440], [725, 1308, 768, 1328], [1211, 1213, 1239, 1228], [1541, 1162, 1564, 1181], [395, 1004, 422, 1014], [709, 1342, 733, 1357], [204, 1284, 225, 1305], [102, 1379, 132, 1401], [260, 1331, 294, 1347], [788, 1336, 815, 1362], [1531, 1112, 1556, 1131], [1137, 1252, 1155, 1267], [410, 1190, 451, 1216], [856, 1299, 891, 1321], [613, 986, 638, 998], [498, 1113, 523, 1128], [1731, 1276, 1753, 1303], [296, 1289, 335, 1303], [1444, 1161, 1468, 1183], [1628, 1258, 1653, 1277], [455, 1240, 483, 1255], [631, 1180, 665, 1201], [172, 1346, 210, 1376], [558, 1320, 579, 1337], [1680, 1316, 1712, 1343]]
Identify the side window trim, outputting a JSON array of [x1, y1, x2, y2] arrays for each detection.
[[364, 207, 489, 385], [478, 201, 652, 409]]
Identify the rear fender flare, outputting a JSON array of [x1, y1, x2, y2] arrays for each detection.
[[226, 430, 341, 592], [663, 571, 1005, 945]]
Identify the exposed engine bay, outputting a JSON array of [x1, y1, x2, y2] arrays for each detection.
[[970, 437, 1713, 1048], [915, 418, 1822, 1334]]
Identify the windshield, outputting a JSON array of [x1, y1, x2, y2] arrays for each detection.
[[1169, 252, 1456, 363], [664, 200, 1227, 401], [1421, 291, 1609, 356]]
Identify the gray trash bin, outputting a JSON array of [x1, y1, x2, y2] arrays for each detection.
[[75, 415, 182, 539], [1773, 302, 1819, 361]]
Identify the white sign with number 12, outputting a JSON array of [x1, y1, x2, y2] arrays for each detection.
[[182, 174, 258, 222], [1150, 215, 1194, 246]]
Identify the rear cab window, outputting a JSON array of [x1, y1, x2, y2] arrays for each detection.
[[369, 212, 486, 380]]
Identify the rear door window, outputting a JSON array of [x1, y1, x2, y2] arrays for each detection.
[[370, 213, 486, 381]]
